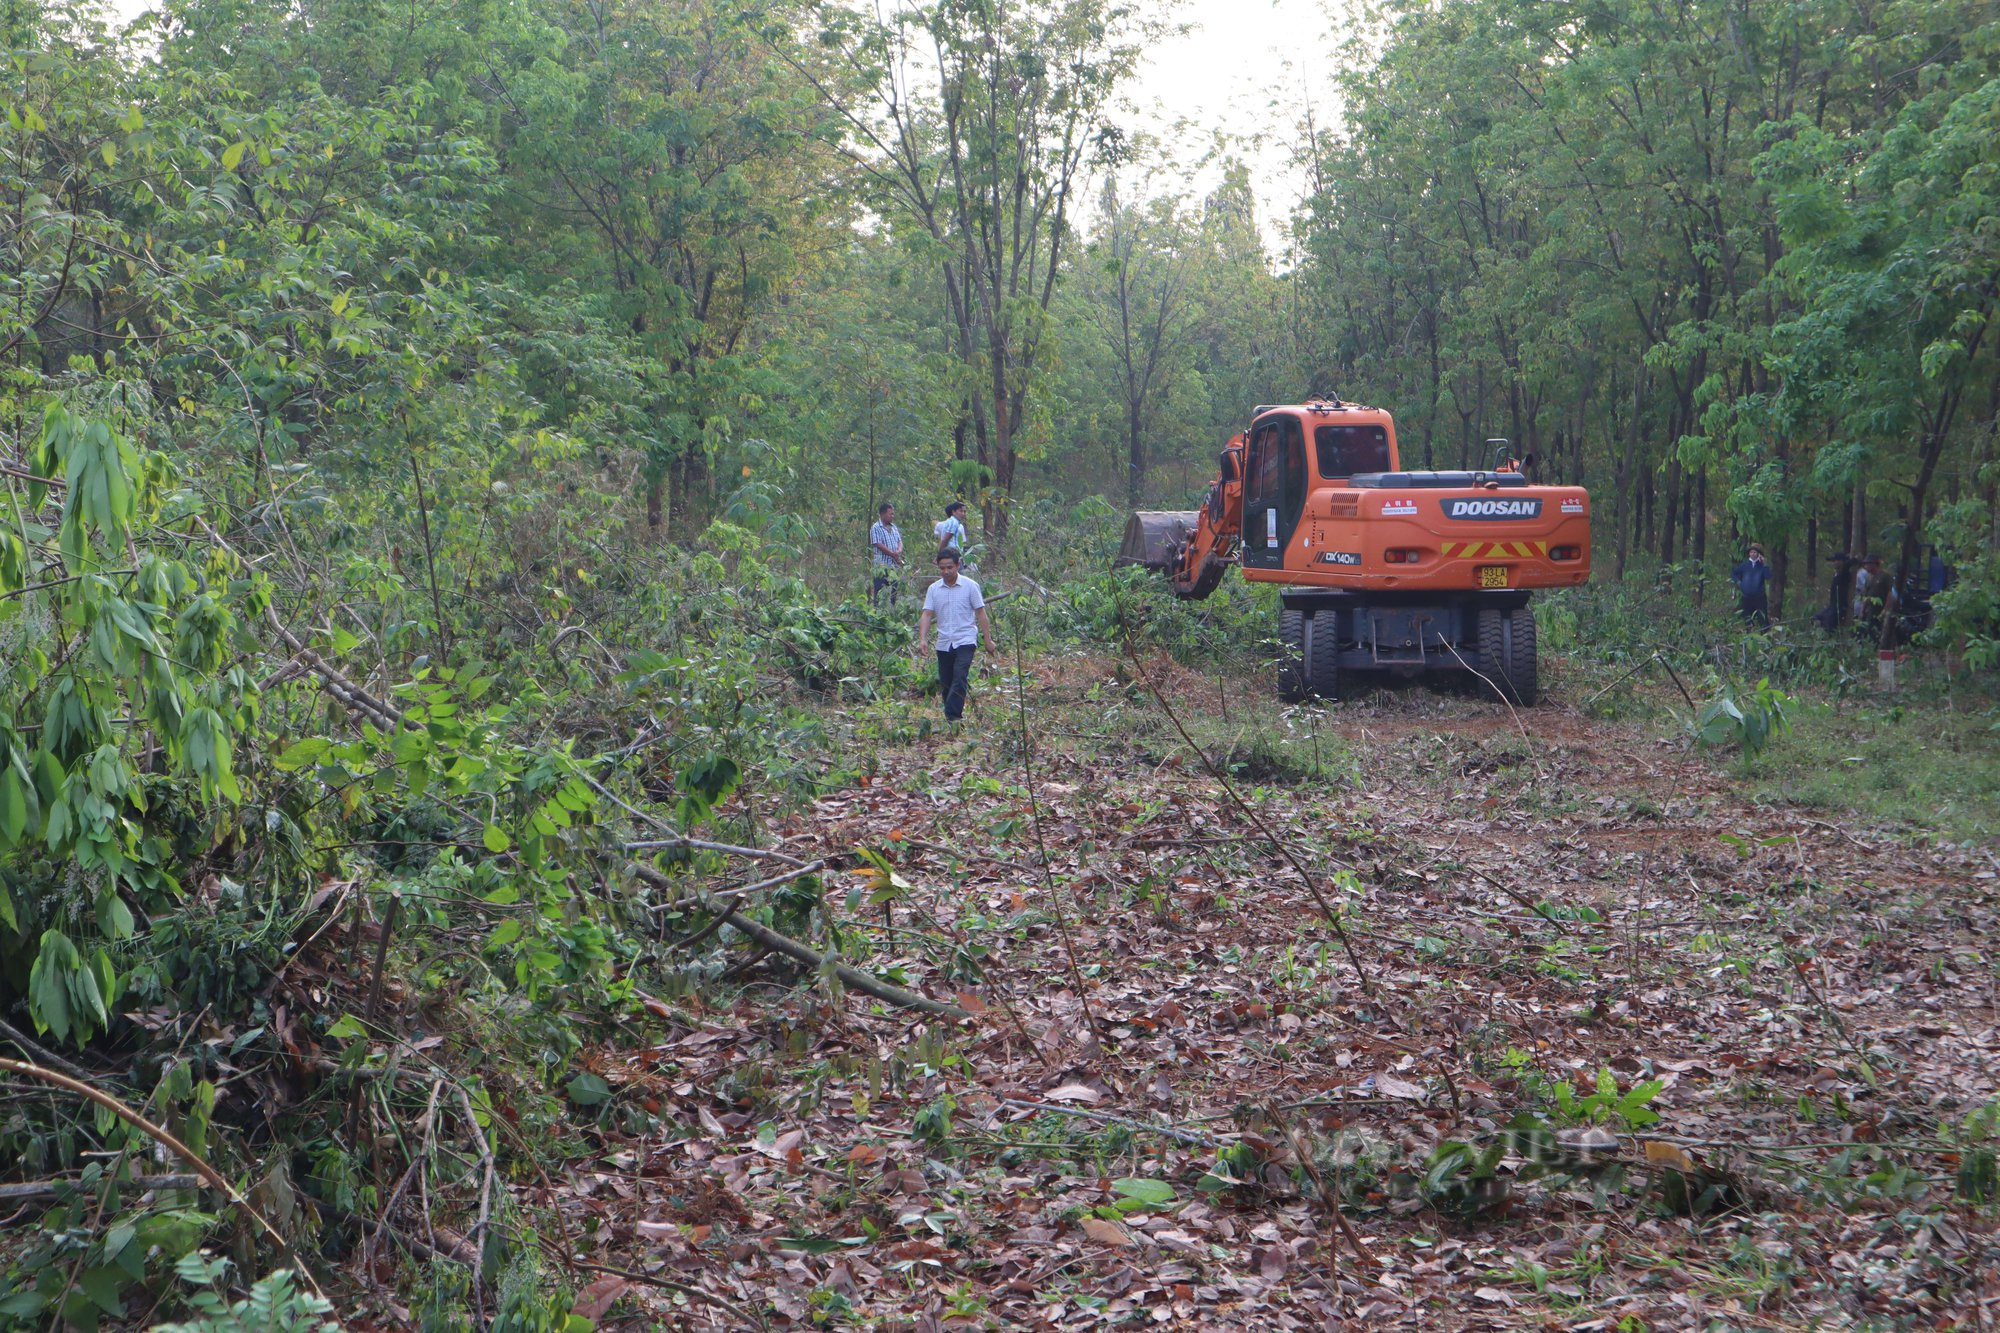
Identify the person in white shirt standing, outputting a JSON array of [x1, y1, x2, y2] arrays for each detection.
[[915, 547, 995, 721], [934, 502, 969, 558], [869, 502, 905, 605]]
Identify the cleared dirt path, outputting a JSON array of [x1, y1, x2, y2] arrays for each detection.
[[564, 656, 2000, 1330]]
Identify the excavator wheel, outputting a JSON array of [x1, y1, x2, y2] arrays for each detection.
[[1477, 607, 1539, 705], [1276, 609, 1308, 702], [1305, 611, 1343, 700]]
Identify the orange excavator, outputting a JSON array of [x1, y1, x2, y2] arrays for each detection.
[[1117, 398, 1591, 702]]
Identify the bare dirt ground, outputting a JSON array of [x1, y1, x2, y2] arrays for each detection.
[[558, 653, 2000, 1331]]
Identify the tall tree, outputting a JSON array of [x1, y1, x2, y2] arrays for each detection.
[[480, 0, 848, 534], [797, 0, 1153, 539], [1082, 179, 1197, 508]]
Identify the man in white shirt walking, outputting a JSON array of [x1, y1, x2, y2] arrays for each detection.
[[915, 547, 995, 721]]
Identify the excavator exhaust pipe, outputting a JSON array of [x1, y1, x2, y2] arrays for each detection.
[[1116, 511, 1200, 571]]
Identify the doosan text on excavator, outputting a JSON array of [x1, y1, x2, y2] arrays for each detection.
[[1117, 397, 1592, 703]]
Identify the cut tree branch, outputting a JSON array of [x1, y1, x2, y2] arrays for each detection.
[[630, 864, 970, 1018]]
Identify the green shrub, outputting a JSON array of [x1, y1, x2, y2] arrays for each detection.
[[1695, 679, 1793, 758]]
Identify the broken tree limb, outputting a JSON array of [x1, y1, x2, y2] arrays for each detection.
[[629, 864, 970, 1019], [259, 627, 406, 732], [623, 836, 810, 866], [585, 771, 810, 867], [0, 1174, 203, 1202], [1117, 625, 1376, 994], [188, 514, 407, 732], [657, 860, 829, 956], [0, 1017, 98, 1083], [995, 1097, 1215, 1146]]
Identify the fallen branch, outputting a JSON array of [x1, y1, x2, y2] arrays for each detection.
[[0, 1174, 203, 1202], [624, 836, 809, 866], [453, 1083, 498, 1326], [333, 1203, 478, 1266], [585, 770, 810, 867], [563, 1258, 771, 1333], [629, 865, 970, 1018], [0, 1058, 326, 1301], [0, 1017, 99, 1083], [549, 623, 623, 682], [892, 837, 1019, 872], [1008, 635, 1107, 1049], [1582, 650, 1699, 716], [1440, 641, 1542, 775], [996, 1097, 1215, 1147], [1263, 1101, 1377, 1273], [1470, 870, 1570, 934], [657, 861, 828, 956], [189, 514, 406, 733], [259, 635, 406, 733], [367, 1079, 443, 1272]]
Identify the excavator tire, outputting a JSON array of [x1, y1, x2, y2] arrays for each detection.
[[1305, 611, 1343, 700], [1477, 607, 1539, 705], [1277, 609, 1307, 702]]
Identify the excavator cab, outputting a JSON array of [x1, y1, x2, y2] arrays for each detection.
[[1242, 414, 1307, 571]]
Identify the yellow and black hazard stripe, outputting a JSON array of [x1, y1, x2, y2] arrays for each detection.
[[1439, 540, 1549, 559]]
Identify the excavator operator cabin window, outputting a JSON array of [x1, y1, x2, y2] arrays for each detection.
[[1277, 417, 1306, 504], [1315, 424, 1390, 477]]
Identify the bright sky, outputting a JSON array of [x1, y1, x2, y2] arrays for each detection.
[[1123, 0, 1353, 257]]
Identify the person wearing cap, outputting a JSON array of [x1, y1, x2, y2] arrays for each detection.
[[1730, 542, 1772, 625]]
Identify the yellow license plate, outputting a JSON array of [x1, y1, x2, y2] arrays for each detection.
[[1478, 565, 1510, 588]]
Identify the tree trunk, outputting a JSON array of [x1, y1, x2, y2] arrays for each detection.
[[1660, 456, 1681, 564], [1694, 467, 1708, 564], [670, 449, 709, 538], [1881, 402, 1961, 650], [1851, 474, 1868, 559], [1614, 366, 1641, 580], [1126, 397, 1144, 510]]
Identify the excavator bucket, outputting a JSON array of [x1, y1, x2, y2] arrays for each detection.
[[1117, 511, 1199, 571]]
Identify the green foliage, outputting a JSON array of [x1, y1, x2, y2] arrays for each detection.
[[1408, 1137, 1511, 1218], [2, 407, 264, 1048], [1546, 1069, 1665, 1131], [0, 1175, 218, 1326], [1695, 680, 1794, 759], [151, 1258, 337, 1333]]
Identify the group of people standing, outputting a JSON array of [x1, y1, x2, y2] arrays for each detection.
[[867, 501, 993, 721], [1732, 543, 1946, 640], [1729, 542, 1883, 627]]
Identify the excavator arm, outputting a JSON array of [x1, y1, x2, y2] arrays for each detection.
[[1116, 436, 1245, 600]]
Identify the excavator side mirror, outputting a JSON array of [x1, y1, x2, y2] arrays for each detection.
[[1519, 452, 1537, 471], [1219, 450, 1239, 482]]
